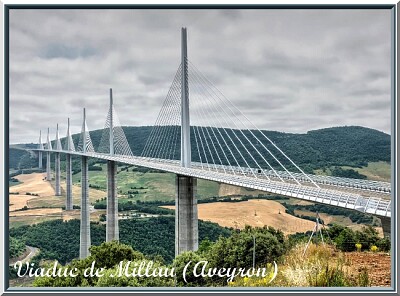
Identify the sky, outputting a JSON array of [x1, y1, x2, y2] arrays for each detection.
[[9, 8, 392, 144]]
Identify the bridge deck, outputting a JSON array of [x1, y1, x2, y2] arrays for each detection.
[[32, 149, 392, 218]]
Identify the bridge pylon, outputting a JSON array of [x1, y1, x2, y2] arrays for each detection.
[[54, 124, 62, 196], [106, 88, 119, 242], [175, 27, 198, 256]]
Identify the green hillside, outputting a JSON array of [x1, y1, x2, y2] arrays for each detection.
[[10, 125, 390, 177]]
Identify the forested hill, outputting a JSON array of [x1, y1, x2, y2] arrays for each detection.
[[10, 126, 390, 173]]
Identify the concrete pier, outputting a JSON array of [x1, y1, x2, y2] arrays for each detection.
[[38, 151, 43, 169], [381, 216, 391, 238], [80, 155, 91, 259], [65, 154, 73, 210], [46, 152, 52, 181], [38, 130, 43, 169], [175, 175, 198, 256], [106, 160, 119, 241], [55, 153, 61, 196]]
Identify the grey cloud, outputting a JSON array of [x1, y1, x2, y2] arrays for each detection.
[[41, 43, 97, 59], [8, 8, 392, 144]]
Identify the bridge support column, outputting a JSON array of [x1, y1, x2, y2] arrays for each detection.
[[55, 152, 61, 196], [80, 156, 91, 259], [65, 154, 73, 211], [380, 216, 391, 238], [46, 152, 52, 181], [175, 175, 198, 256], [106, 160, 119, 241], [38, 151, 43, 169]]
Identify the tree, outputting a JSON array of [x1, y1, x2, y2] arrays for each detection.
[[335, 228, 356, 252], [206, 225, 285, 272], [89, 241, 145, 269], [173, 251, 208, 287]]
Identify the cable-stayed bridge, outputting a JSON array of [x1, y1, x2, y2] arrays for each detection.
[[30, 28, 391, 259]]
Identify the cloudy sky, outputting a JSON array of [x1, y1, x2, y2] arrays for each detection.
[[9, 8, 392, 144]]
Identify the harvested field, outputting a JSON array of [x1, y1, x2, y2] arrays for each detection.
[[9, 195, 37, 212], [218, 184, 265, 197], [9, 173, 54, 211], [163, 199, 316, 235], [10, 173, 54, 196], [10, 208, 62, 217], [26, 181, 106, 209]]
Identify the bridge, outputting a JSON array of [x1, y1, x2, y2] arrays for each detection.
[[30, 28, 391, 259]]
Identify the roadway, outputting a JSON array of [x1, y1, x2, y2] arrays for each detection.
[[32, 148, 392, 218]]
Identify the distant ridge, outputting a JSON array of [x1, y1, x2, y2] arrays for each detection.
[[10, 126, 390, 174]]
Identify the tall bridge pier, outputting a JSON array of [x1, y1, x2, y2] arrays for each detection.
[[65, 118, 74, 211], [106, 160, 118, 241], [54, 124, 62, 196], [55, 153, 61, 195], [46, 128, 52, 181], [175, 175, 198, 255], [66, 154, 73, 210], [46, 152, 51, 181], [79, 108, 91, 259], [106, 89, 119, 242], [175, 27, 198, 256], [38, 130, 43, 169], [38, 151, 43, 169], [380, 216, 391, 238]]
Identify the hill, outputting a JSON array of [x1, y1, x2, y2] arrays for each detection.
[[10, 125, 390, 176]]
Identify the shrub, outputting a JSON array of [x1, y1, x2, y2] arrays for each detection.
[[358, 267, 370, 286], [335, 228, 356, 252], [376, 237, 391, 252], [370, 245, 378, 252]]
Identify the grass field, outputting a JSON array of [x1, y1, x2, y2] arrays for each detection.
[[9, 215, 60, 228], [342, 161, 391, 182], [71, 164, 220, 201], [314, 161, 391, 182]]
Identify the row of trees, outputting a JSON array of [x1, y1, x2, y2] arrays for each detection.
[[9, 217, 231, 265]]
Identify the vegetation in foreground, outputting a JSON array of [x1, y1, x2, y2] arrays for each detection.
[[9, 218, 391, 288]]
